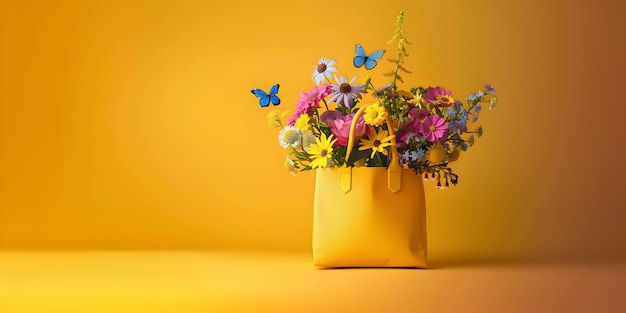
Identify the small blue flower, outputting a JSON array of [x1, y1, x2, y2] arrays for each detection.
[[401, 150, 411, 162], [402, 149, 424, 162], [484, 83, 496, 94], [412, 149, 425, 161], [466, 91, 485, 102], [445, 108, 456, 117], [473, 105, 482, 113]]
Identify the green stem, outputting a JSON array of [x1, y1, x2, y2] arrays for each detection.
[[322, 99, 329, 111], [392, 61, 400, 90]]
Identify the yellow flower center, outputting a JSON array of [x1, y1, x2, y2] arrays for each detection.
[[429, 125, 436, 132]]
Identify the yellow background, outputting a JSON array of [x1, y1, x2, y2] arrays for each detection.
[[1, 0, 625, 264]]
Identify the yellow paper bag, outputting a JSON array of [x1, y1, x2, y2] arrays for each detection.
[[312, 105, 427, 268]]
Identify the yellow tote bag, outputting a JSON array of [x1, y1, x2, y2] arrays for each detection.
[[312, 105, 427, 268]]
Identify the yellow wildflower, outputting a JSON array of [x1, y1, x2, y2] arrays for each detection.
[[293, 114, 310, 131], [309, 133, 337, 169], [358, 128, 395, 159], [363, 102, 388, 126]]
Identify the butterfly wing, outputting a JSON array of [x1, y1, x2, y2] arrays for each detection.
[[269, 95, 280, 105], [353, 44, 366, 68], [251, 88, 270, 107], [269, 83, 280, 105], [364, 49, 385, 70], [269, 83, 280, 95]]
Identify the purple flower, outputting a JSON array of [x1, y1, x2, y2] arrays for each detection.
[[451, 120, 467, 134], [319, 110, 344, 124], [484, 83, 496, 94], [327, 76, 366, 108]]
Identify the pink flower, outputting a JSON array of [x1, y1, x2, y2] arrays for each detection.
[[420, 114, 449, 142], [328, 113, 370, 147], [288, 85, 333, 126], [296, 84, 333, 112], [424, 86, 454, 107]]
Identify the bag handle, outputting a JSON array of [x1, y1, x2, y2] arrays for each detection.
[[338, 104, 402, 193]]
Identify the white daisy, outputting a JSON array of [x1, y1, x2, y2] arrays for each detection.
[[311, 58, 337, 85], [278, 126, 302, 149]]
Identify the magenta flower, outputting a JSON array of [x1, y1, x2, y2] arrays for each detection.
[[420, 114, 449, 142], [424, 86, 454, 107], [409, 108, 429, 121], [328, 113, 370, 147]]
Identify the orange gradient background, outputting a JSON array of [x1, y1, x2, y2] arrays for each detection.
[[1, 0, 625, 264]]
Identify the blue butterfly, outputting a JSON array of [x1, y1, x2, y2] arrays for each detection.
[[251, 84, 280, 107], [353, 44, 385, 70]]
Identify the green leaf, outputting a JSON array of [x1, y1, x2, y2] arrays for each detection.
[[346, 147, 371, 166]]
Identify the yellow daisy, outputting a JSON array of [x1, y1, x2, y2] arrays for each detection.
[[363, 102, 388, 126], [309, 133, 337, 169], [436, 95, 455, 107], [358, 128, 395, 159]]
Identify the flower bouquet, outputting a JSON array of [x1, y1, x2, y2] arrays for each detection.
[[254, 11, 498, 189], [251, 11, 499, 268]]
